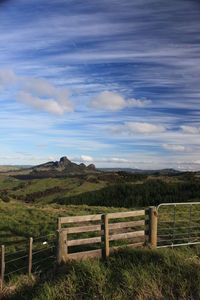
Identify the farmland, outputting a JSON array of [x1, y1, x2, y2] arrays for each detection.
[[0, 170, 200, 299]]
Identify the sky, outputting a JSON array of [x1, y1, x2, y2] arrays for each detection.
[[0, 0, 200, 170]]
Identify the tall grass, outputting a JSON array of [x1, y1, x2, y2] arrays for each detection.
[[3, 246, 200, 300]]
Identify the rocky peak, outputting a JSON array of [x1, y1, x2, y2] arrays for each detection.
[[79, 163, 86, 168], [59, 156, 71, 167], [32, 156, 97, 175], [87, 164, 96, 170]]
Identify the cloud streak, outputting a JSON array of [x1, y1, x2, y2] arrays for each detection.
[[0, 0, 200, 169], [162, 144, 185, 152], [111, 122, 166, 135], [0, 69, 16, 90]]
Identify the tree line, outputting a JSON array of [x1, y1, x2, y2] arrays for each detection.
[[57, 179, 200, 207]]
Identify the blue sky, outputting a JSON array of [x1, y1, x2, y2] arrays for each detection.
[[0, 0, 200, 170]]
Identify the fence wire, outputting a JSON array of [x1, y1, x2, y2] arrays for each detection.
[[1, 233, 56, 279], [157, 202, 200, 248]]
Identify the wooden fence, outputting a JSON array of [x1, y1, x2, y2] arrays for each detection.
[[56, 208, 155, 263], [0, 207, 158, 290]]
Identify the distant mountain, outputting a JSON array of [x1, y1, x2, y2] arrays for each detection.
[[31, 156, 96, 174], [98, 168, 139, 173], [98, 168, 181, 175], [1, 158, 184, 179], [11, 156, 97, 179]]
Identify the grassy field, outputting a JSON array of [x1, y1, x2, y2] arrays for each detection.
[[2, 246, 200, 300], [0, 200, 131, 252], [0, 199, 132, 289], [0, 174, 108, 204], [0, 167, 20, 173], [1, 171, 200, 205], [0, 171, 200, 299]]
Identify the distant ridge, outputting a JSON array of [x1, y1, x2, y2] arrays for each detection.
[[10, 156, 97, 179], [32, 156, 96, 173], [98, 168, 181, 175]]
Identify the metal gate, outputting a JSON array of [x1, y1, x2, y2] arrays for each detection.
[[157, 202, 200, 248]]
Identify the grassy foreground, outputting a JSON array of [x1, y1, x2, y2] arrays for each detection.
[[2, 246, 200, 300]]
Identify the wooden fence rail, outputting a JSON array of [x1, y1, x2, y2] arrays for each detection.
[[0, 207, 158, 290], [56, 209, 149, 263]]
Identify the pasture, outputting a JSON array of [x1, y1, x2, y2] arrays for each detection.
[[0, 171, 200, 299]]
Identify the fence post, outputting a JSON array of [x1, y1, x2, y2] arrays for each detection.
[[149, 206, 158, 249], [56, 229, 68, 264], [28, 238, 33, 275], [102, 214, 109, 258], [145, 208, 149, 245], [57, 217, 61, 230], [0, 245, 5, 291]]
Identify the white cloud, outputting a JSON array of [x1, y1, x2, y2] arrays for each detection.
[[0, 69, 75, 115], [22, 77, 59, 97], [127, 98, 151, 108], [111, 122, 166, 135], [111, 157, 129, 163], [89, 91, 151, 111], [180, 125, 200, 134], [162, 144, 185, 152], [48, 156, 56, 161], [126, 122, 165, 134], [18, 91, 74, 115], [22, 77, 71, 100], [19, 77, 75, 115], [81, 155, 94, 162]]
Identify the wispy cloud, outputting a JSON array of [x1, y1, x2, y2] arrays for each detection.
[[0, 69, 16, 90], [111, 122, 166, 135], [81, 155, 94, 162], [0, 0, 200, 169], [180, 125, 200, 135], [89, 91, 151, 111], [162, 144, 185, 152], [18, 91, 74, 115], [0, 69, 75, 115]]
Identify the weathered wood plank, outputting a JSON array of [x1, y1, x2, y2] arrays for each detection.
[[68, 236, 101, 246], [109, 230, 145, 241], [68, 249, 102, 260], [64, 220, 144, 234], [109, 220, 144, 230], [108, 210, 145, 219], [67, 243, 144, 260], [60, 214, 102, 224], [67, 224, 102, 234], [60, 210, 144, 225]]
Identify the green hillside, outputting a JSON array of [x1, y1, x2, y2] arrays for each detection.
[[0, 171, 200, 299]]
